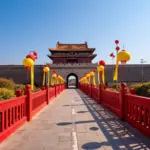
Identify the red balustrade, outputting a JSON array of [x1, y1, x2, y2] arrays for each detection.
[[48, 88, 55, 102], [32, 90, 47, 116], [124, 94, 150, 137], [101, 90, 120, 117], [0, 96, 27, 142], [79, 83, 150, 138], [0, 84, 65, 143], [91, 87, 99, 101]]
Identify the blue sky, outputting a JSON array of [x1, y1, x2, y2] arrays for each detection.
[[0, 0, 150, 65]]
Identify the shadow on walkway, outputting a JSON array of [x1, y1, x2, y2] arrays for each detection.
[[75, 90, 150, 150]]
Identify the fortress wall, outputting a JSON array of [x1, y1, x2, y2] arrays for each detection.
[[0, 64, 150, 86]]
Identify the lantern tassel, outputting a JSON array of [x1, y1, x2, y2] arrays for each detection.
[[42, 72, 45, 86], [113, 60, 119, 81], [51, 77, 54, 86], [102, 69, 105, 84], [30, 65, 34, 90], [98, 71, 100, 85], [48, 72, 50, 86]]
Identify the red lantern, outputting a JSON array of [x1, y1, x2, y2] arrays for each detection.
[[25, 84, 30, 89], [26, 54, 36, 61], [33, 51, 37, 56], [26, 66, 30, 70], [42, 65, 45, 68], [116, 46, 120, 51], [53, 69, 56, 73], [94, 69, 97, 72], [115, 40, 119, 44], [110, 53, 113, 57], [15, 90, 22, 97], [99, 60, 105, 66]]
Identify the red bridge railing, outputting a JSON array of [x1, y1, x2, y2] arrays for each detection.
[[79, 83, 150, 138], [0, 84, 65, 143]]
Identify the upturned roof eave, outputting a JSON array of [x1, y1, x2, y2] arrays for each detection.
[[48, 48, 95, 52]]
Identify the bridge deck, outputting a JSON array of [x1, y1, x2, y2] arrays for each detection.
[[1, 89, 150, 150]]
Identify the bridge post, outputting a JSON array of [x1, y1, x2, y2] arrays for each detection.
[[46, 84, 49, 105], [54, 84, 57, 97], [25, 84, 32, 121], [119, 82, 127, 120], [90, 84, 92, 97], [98, 84, 102, 104]]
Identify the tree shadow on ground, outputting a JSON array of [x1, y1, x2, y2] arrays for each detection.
[[89, 127, 99, 131], [77, 110, 89, 113], [57, 120, 96, 126], [82, 142, 111, 149], [76, 90, 150, 150]]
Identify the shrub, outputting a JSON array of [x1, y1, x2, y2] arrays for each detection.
[[0, 88, 15, 101], [106, 88, 118, 92], [147, 89, 150, 97], [112, 83, 120, 91], [130, 82, 150, 97], [32, 88, 41, 93], [14, 84, 25, 91], [0, 78, 15, 90]]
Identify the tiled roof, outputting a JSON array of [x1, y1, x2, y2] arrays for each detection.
[[49, 41, 95, 51]]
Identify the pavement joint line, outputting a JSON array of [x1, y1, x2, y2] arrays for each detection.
[[71, 98, 78, 150]]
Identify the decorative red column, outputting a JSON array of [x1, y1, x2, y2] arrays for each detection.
[[119, 82, 127, 120], [46, 84, 49, 104], [25, 84, 32, 121]]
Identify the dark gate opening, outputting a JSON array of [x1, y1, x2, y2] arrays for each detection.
[[66, 73, 78, 89]]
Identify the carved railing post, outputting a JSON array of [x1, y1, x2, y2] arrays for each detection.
[[120, 82, 127, 120], [46, 84, 49, 105], [25, 84, 32, 121], [98, 83, 102, 104]]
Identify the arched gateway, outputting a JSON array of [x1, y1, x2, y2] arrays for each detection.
[[66, 73, 78, 89], [47, 41, 97, 87]]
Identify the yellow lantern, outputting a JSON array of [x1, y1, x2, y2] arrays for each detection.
[[97, 65, 105, 84], [90, 71, 96, 86], [42, 66, 50, 86], [85, 73, 90, 84], [43, 66, 50, 73], [23, 58, 34, 67], [90, 71, 94, 77], [52, 73, 57, 78], [97, 65, 104, 72], [117, 50, 131, 62], [113, 50, 131, 81]]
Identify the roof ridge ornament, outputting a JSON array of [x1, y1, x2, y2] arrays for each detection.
[[56, 41, 60, 47], [85, 41, 88, 48]]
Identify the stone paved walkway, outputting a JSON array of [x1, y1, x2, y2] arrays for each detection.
[[0, 89, 150, 150]]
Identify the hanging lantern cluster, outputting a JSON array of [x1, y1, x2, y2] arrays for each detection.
[[23, 51, 38, 90], [79, 60, 105, 86], [113, 49, 131, 81], [79, 72, 90, 85], [42, 64, 50, 86], [110, 40, 131, 81], [115, 40, 120, 53], [110, 53, 115, 59], [79, 76, 87, 84], [51, 69, 65, 86]]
